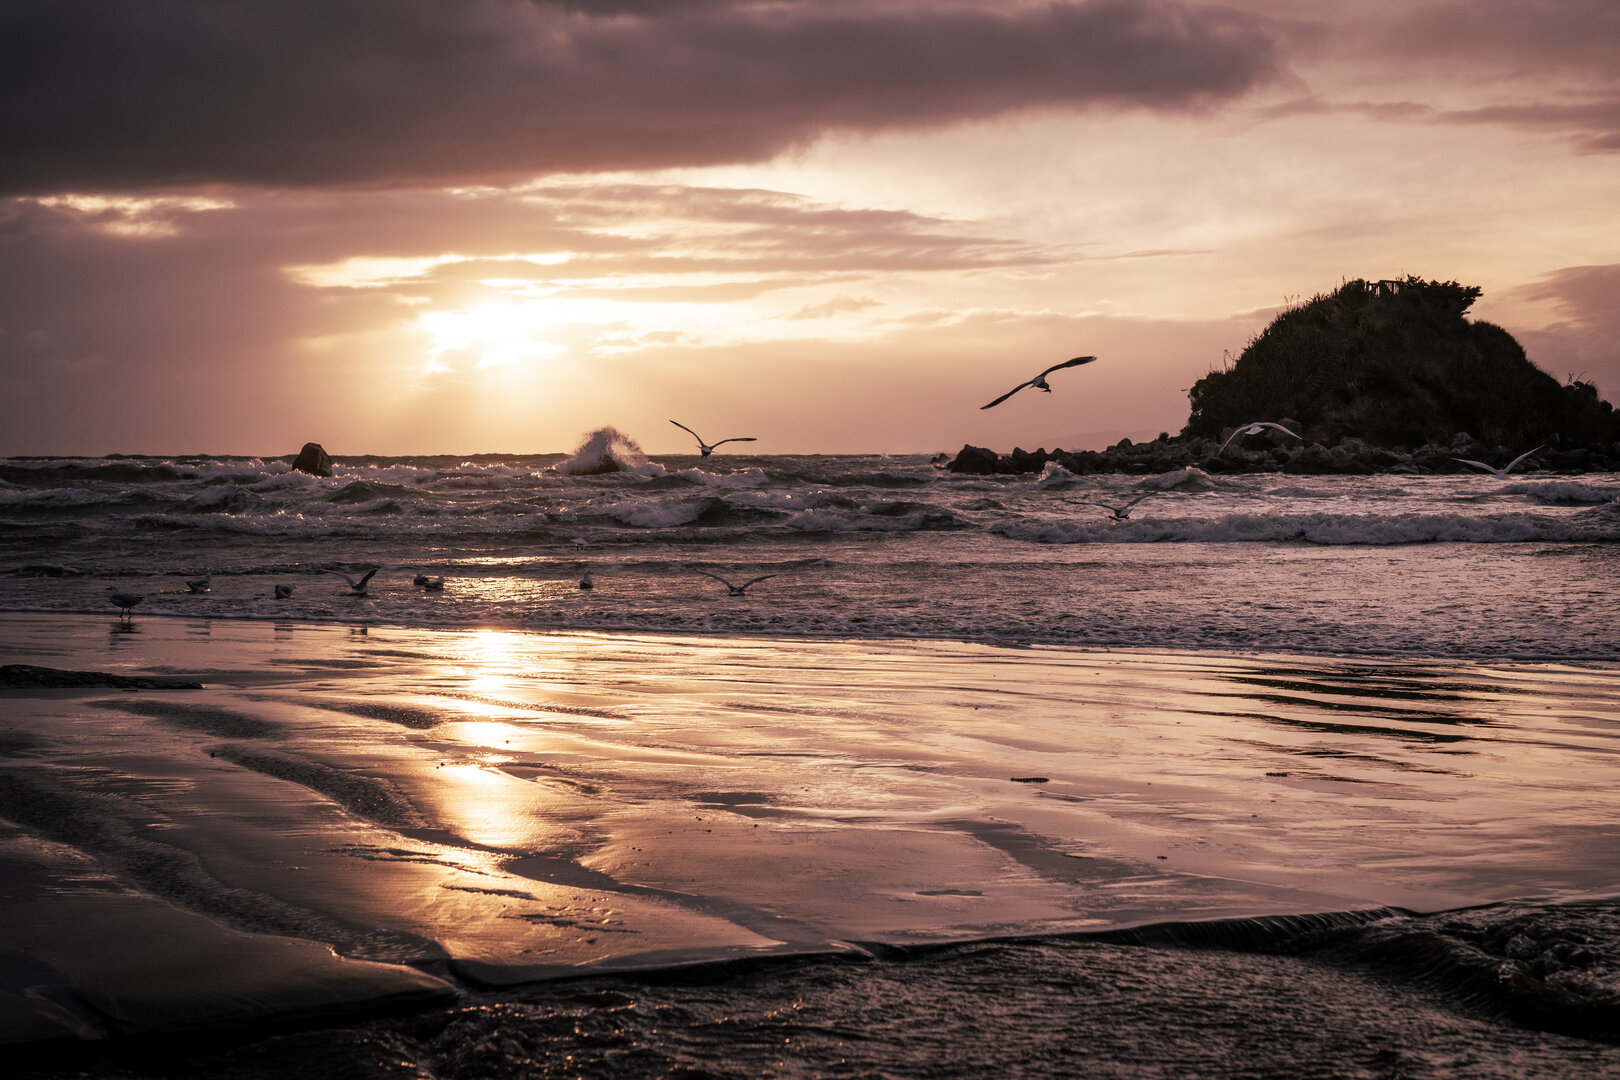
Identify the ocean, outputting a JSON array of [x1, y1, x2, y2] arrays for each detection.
[[3, 431, 1619, 1078], [3, 430, 1619, 659]]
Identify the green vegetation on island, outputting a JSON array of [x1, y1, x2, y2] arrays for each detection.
[[953, 276, 1620, 475], [1183, 276, 1617, 450]]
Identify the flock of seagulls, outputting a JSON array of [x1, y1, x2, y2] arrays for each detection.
[[104, 563, 788, 621], [94, 355, 1556, 622]]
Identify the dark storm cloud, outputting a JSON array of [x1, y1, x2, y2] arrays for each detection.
[[0, 0, 1284, 195]]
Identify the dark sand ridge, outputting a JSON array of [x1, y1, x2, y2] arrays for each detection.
[[1, 613, 1618, 1049]]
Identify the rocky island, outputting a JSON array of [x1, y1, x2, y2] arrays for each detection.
[[952, 277, 1620, 475]]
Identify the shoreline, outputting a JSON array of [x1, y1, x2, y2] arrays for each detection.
[[4, 613, 1619, 1047], [4, 607, 1619, 669]]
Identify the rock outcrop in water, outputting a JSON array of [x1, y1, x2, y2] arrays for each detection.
[[949, 430, 1620, 476], [291, 442, 333, 477], [953, 276, 1620, 475]]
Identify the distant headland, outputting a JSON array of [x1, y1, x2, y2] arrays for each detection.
[[952, 277, 1620, 475]]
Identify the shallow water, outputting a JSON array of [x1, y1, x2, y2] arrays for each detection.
[[2, 452, 1618, 659], [3, 616, 1618, 1073], [4, 446, 1619, 1075]]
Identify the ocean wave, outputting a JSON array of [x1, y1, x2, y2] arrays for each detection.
[[671, 466, 771, 489], [1505, 479, 1620, 505], [994, 510, 1620, 545]]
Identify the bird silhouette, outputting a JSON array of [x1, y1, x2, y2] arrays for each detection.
[[106, 586, 142, 621], [328, 568, 378, 595], [1217, 421, 1301, 455], [413, 573, 445, 591], [185, 574, 210, 593], [1083, 492, 1157, 520], [693, 569, 777, 596], [579, 571, 594, 590], [670, 420, 757, 457], [980, 356, 1096, 409], [1453, 445, 1544, 479], [274, 584, 295, 599]]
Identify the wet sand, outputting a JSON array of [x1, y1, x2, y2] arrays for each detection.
[[2, 612, 1618, 1047]]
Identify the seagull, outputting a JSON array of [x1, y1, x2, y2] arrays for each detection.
[[578, 571, 594, 590], [413, 574, 445, 591], [1083, 492, 1157, 520], [1453, 445, 1544, 479], [1217, 422, 1302, 455], [106, 586, 142, 621], [274, 584, 294, 599], [670, 420, 757, 457], [328, 568, 378, 596], [185, 574, 211, 593], [980, 356, 1097, 410], [693, 569, 777, 596]]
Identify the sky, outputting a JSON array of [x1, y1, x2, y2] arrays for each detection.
[[1, 0, 1617, 457]]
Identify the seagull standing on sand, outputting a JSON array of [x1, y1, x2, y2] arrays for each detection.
[[186, 574, 210, 593], [1083, 492, 1157, 520], [670, 420, 757, 457], [1217, 422, 1302, 455], [578, 571, 594, 590], [693, 569, 777, 596], [328, 568, 378, 596], [106, 586, 142, 621], [274, 584, 295, 599], [1453, 445, 1544, 479], [980, 356, 1097, 409]]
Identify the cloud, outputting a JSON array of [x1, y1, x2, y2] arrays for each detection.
[[1497, 264, 1620, 398], [0, 0, 1284, 195], [1251, 0, 1620, 151]]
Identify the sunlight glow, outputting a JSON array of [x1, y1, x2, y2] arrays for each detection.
[[34, 194, 235, 237]]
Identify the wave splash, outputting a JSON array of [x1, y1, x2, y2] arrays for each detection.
[[554, 427, 659, 477]]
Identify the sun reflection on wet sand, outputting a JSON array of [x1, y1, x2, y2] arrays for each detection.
[[2, 613, 1617, 995]]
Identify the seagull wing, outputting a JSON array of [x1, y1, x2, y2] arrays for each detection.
[[356, 568, 378, 589], [738, 575, 778, 591], [981, 379, 1034, 410], [1452, 457, 1496, 474], [1121, 492, 1155, 510], [1217, 430, 1243, 454], [1505, 445, 1544, 473], [327, 569, 358, 587], [709, 437, 757, 448], [670, 420, 705, 445], [1257, 422, 1301, 440], [692, 568, 736, 588], [1039, 355, 1097, 378]]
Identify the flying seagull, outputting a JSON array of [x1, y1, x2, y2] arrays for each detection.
[[670, 420, 757, 457], [273, 584, 294, 599], [1217, 422, 1302, 455], [328, 568, 378, 596], [413, 573, 445, 591], [106, 586, 142, 621], [1083, 492, 1157, 520], [980, 356, 1097, 410], [693, 569, 777, 596], [578, 571, 594, 590], [1453, 445, 1544, 479], [185, 574, 211, 593]]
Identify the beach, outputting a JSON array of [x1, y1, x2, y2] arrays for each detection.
[[4, 611, 1619, 1075]]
